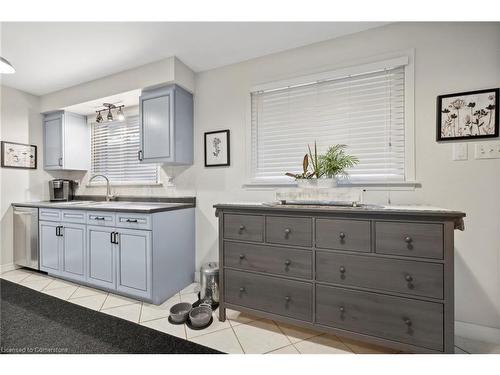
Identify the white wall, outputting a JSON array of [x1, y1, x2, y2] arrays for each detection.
[[189, 22, 500, 337], [0, 85, 77, 268], [1, 22, 499, 340]]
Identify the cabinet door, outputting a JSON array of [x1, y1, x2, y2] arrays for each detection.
[[60, 223, 86, 282], [140, 93, 171, 162], [116, 229, 152, 299], [43, 114, 63, 169], [87, 225, 116, 289], [39, 221, 61, 275]]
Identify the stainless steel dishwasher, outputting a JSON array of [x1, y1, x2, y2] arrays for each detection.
[[13, 206, 39, 270]]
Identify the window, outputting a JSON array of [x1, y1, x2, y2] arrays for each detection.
[[249, 57, 413, 185], [91, 115, 159, 185]]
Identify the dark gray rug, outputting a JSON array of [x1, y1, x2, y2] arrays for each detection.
[[0, 279, 222, 354]]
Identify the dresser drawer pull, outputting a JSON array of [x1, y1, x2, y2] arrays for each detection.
[[239, 287, 246, 293], [405, 274, 413, 282], [284, 259, 291, 267], [339, 266, 346, 274], [238, 225, 245, 232], [339, 306, 345, 313], [404, 236, 413, 243], [339, 232, 346, 240], [125, 218, 138, 223], [239, 254, 246, 260], [284, 228, 291, 237], [93, 216, 106, 221], [284, 295, 291, 302]]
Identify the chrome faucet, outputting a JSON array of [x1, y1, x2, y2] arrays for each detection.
[[88, 174, 114, 201]]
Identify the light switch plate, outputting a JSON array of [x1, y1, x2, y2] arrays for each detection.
[[452, 143, 468, 161], [474, 142, 500, 159]]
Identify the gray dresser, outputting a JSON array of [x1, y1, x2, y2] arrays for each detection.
[[214, 203, 465, 353]]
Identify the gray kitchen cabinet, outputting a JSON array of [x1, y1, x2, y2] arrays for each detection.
[[139, 84, 193, 165], [87, 225, 116, 289], [43, 110, 90, 171], [116, 228, 152, 299], [39, 221, 61, 275], [215, 203, 466, 354], [60, 223, 86, 282]]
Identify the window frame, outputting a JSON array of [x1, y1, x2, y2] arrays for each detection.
[[88, 114, 161, 187], [244, 51, 416, 189]]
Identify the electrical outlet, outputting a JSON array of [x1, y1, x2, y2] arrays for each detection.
[[474, 142, 500, 159], [452, 144, 468, 161]]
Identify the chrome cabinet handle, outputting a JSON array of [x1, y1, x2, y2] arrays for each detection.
[[339, 306, 345, 313], [238, 225, 245, 232], [404, 318, 412, 326], [239, 287, 246, 293], [94, 216, 105, 221], [405, 274, 413, 282], [58, 157, 63, 167], [339, 232, 346, 240], [339, 266, 346, 274], [284, 296, 291, 302], [138, 150, 143, 161], [284, 259, 291, 266], [126, 219, 138, 223], [239, 254, 245, 260], [284, 228, 291, 237], [404, 236, 412, 243]]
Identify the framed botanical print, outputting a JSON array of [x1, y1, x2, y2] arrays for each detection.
[[437, 88, 499, 141], [204, 130, 230, 167], [1, 141, 37, 169]]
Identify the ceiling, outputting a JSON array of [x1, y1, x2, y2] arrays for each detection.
[[0, 22, 387, 96]]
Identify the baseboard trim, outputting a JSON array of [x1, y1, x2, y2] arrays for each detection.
[[0, 263, 20, 274], [455, 320, 500, 344]]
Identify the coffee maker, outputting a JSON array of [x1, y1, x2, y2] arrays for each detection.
[[49, 179, 74, 201]]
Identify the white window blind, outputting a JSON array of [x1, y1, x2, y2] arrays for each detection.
[[250, 65, 406, 183], [91, 115, 159, 185]]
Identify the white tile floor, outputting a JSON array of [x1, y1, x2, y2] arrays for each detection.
[[2, 268, 497, 354]]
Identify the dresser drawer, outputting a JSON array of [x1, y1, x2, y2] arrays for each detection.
[[39, 208, 61, 221], [115, 213, 152, 230], [316, 251, 443, 299], [224, 241, 312, 279], [316, 285, 444, 351], [224, 214, 264, 242], [61, 210, 86, 224], [266, 216, 312, 247], [375, 222, 443, 259], [316, 218, 371, 253], [225, 269, 312, 322], [86, 211, 116, 227]]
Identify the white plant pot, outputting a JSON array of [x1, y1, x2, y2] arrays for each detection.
[[296, 178, 337, 189]]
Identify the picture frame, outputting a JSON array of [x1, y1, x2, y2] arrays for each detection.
[[1, 141, 37, 169], [204, 130, 230, 167], [436, 88, 499, 142]]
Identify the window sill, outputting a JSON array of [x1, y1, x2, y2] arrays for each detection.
[[86, 182, 164, 188], [243, 181, 421, 191]]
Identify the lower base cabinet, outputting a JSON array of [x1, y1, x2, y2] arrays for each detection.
[[60, 223, 86, 282], [87, 226, 116, 289], [40, 221, 61, 274]]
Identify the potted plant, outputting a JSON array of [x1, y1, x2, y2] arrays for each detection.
[[286, 142, 359, 188]]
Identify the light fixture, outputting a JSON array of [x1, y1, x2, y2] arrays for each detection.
[[95, 111, 103, 123], [116, 106, 125, 121], [95, 103, 125, 123], [0, 56, 15, 74]]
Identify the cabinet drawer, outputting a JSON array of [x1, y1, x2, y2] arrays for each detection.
[[116, 213, 152, 230], [86, 211, 116, 227], [266, 216, 312, 247], [316, 252, 443, 299], [225, 269, 312, 322], [224, 241, 312, 279], [375, 222, 443, 259], [316, 218, 371, 252], [61, 210, 86, 224], [39, 208, 61, 221], [224, 214, 264, 242], [316, 285, 444, 351]]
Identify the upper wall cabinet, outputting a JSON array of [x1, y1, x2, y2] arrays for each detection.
[[139, 84, 193, 165], [43, 111, 90, 171]]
